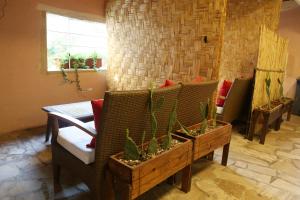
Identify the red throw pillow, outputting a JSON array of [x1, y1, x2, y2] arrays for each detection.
[[216, 80, 232, 107], [192, 76, 205, 83], [159, 79, 175, 88], [87, 99, 104, 149]]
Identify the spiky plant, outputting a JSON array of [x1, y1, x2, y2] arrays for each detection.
[[147, 83, 164, 155], [265, 73, 271, 109], [277, 78, 284, 100], [162, 100, 177, 150], [199, 101, 209, 134], [124, 129, 140, 160], [211, 105, 217, 128]]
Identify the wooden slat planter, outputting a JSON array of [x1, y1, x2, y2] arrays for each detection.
[[175, 120, 232, 166], [108, 134, 193, 200], [249, 102, 283, 144]]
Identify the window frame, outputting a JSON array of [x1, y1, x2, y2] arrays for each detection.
[[41, 8, 107, 73]]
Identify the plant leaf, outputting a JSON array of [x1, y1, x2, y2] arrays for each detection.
[[177, 119, 190, 135], [148, 137, 159, 155], [124, 129, 140, 160], [154, 97, 165, 111]]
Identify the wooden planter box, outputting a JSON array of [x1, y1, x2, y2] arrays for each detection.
[[108, 134, 193, 200], [249, 103, 283, 144], [175, 120, 232, 166]]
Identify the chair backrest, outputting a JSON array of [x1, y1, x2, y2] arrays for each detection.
[[94, 84, 181, 194], [222, 78, 252, 122], [176, 80, 219, 128]]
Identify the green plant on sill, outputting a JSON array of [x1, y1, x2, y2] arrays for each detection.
[[265, 73, 271, 110], [60, 53, 95, 92], [277, 78, 284, 101]]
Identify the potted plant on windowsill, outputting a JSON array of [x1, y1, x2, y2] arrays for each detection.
[[108, 85, 193, 200], [85, 52, 102, 69]]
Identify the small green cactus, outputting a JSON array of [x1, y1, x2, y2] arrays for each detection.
[[265, 73, 271, 109], [147, 83, 164, 155], [177, 119, 190, 135], [162, 100, 178, 150], [124, 129, 140, 160], [211, 105, 217, 128], [199, 101, 209, 134], [277, 78, 284, 100]]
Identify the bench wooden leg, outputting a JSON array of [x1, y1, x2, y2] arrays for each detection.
[[207, 151, 214, 161], [167, 175, 176, 185], [260, 122, 268, 145], [221, 143, 230, 166], [181, 165, 192, 193]]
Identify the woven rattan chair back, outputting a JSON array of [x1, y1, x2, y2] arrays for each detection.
[[176, 81, 218, 128], [94, 84, 181, 198]]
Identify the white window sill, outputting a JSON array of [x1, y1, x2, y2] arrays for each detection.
[[47, 68, 107, 74]]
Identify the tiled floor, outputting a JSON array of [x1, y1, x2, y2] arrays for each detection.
[[0, 115, 300, 200]]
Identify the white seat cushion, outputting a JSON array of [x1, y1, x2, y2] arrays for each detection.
[[57, 121, 96, 165], [216, 106, 224, 114]]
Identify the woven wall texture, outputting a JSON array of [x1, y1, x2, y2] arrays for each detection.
[[219, 0, 282, 81], [106, 0, 227, 90]]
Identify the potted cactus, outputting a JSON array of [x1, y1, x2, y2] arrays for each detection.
[[108, 85, 193, 199], [175, 99, 232, 163]]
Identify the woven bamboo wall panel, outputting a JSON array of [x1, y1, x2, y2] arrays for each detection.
[[219, 0, 282, 81], [106, 0, 227, 90], [252, 26, 289, 110]]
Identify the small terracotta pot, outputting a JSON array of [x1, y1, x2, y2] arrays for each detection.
[[85, 58, 94, 68]]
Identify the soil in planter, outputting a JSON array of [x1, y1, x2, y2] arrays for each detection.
[[119, 139, 181, 167], [180, 121, 224, 137], [259, 101, 282, 111]]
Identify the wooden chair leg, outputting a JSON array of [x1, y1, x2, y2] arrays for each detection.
[[53, 163, 62, 193], [221, 143, 230, 166], [181, 165, 192, 193], [45, 115, 52, 142], [207, 151, 214, 161]]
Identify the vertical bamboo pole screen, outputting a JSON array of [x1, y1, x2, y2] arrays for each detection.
[[251, 25, 289, 111]]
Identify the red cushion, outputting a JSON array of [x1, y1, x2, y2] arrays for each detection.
[[216, 80, 232, 107], [192, 76, 205, 83], [159, 80, 175, 88], [87, 99, 104, 149]]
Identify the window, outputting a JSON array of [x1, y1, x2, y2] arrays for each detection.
[[46, 13, 107, 71]]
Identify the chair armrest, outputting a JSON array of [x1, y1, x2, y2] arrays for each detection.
[[49, 112, 97, 137]]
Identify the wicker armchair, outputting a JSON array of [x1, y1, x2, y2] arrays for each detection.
[[49, 84, 181, 200], [217, 78, 252, 123], [176, 80, 219, 129]]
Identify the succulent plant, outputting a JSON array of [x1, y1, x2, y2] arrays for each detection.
[[277, 78, 284, 100], [211, 105, 217, 128], [147, 83, 164, 155], [265, 73, 271, 109], [162, 100, 178, 150], [124, 129, 140, 160], [199, 101, 209, 134]]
